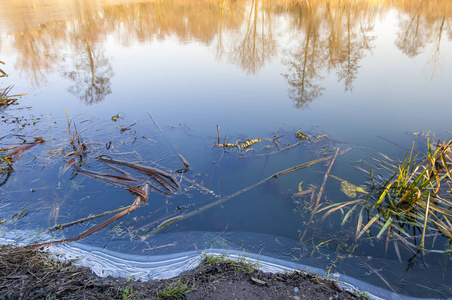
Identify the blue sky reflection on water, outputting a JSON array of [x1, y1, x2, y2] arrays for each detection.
[[1, 0, 452, 298]]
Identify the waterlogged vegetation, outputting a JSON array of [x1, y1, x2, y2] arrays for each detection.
[[1, 0, 452, 298], [313, 139, 452, 268], [0, 62, 26, 108]]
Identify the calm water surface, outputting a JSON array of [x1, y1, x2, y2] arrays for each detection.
[[1, 0, 452, 298]]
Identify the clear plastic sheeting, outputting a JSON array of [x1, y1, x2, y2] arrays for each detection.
[[48, 242, 202, 280], [0, 229, 438, 300], [43, 245, 428, 300]]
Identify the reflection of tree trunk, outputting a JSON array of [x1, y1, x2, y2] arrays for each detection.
[[429, 17, 445, 80], [229, 0, 275, 74], [216, 1, 224, 58], [301, 29, 311, 99], [253, 0, 257, 59], [345, 11, 352, 91], [85, 38, 95, 85]]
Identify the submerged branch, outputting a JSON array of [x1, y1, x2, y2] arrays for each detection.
[[144, 148, 350, 238], [300, 148, 340, 242]]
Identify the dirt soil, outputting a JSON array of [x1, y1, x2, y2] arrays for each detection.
[[0, 245, 367, 300]]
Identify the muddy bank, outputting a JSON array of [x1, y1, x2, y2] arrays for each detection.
[[0, 244, 368, 300]]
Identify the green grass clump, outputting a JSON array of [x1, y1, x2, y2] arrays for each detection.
[[202, 253, 259, 274], [0, 61, 26, 108], [365, 139, 452, 249], [154, 279, 195, 299], [320, 138, 452, 252]]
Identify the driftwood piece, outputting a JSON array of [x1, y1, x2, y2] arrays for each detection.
[[147, 111, 163, 134]]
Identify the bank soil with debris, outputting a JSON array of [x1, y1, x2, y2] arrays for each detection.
[[0, 245, 367, 300]]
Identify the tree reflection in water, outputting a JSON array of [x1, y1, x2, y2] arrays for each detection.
[[282, 1, 377, 108], [0, 0, 450, 105], [63, 41, 113, 105]]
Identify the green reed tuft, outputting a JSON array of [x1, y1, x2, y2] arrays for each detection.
[[366, 139, 452, 249], [0, 85, 26, 107], [320, 138, 452, 252]]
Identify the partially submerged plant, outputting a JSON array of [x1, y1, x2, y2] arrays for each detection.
[[202, 253, 258, 274], [320, 138, 452, 253], [0, 137, 45, 186], [0, 61, 7, 77], [363, 139, 452, 250], [0, 85, 26, 107], [1, 61, 26, 107]]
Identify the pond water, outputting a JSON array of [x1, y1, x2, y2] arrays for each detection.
[[1, 0, 452, 298]]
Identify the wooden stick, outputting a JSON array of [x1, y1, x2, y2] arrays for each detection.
[[27, 185, 149, 249], [300, 148, 340, 242], [176, 154, 191, 173], [375, 135, 409, 151], [147, 159, 217, 196], [216, 125, 220, 144], [144, 148, 350, 238], [47, 205, 134, 232], [256, 141, 304, 158], [147, 111, 163, 133]]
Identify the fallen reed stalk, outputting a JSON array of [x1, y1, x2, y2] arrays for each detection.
[[240, 141, 305, 159], [3, 137, 45, 161], [47, 205, 134, 232], [97, 156, 180, 191], [73, 167, 147, 197], [299, 148, 340, 242], [147, 111, 163, 134], [27, 184, 149, 249]]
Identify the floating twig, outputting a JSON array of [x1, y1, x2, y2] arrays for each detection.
[[242, 141, 304, 159], [47, 205, 134, 232], [119, 122, 136, 132], [358, 257, 397, 294], [4, 137, 45, 161], [147, 111, 163, 134], [97, 156, 180, 192], [214, 142, 238, 148], [176, 154, 191, 173], [375, 135, 409, 151], [27, 184, 149, 248], [300, 148, 340, 242], [147, 160, 217, 196], [105, 163, 134, 179], [73, 167, 146, 197], [217, 125, 220, 144]]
